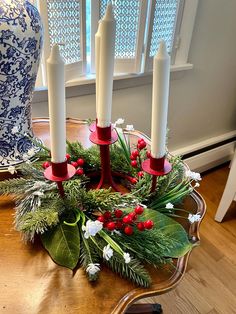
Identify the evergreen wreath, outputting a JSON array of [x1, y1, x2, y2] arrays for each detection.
[[0, 125, 202, 287]]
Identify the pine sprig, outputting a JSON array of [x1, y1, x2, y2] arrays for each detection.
[[63, 179, 86, 207], [66, 141, 100, 171], [15, 193, 64, 241], [131, 173, 153, 200], [112, 232, 171, 266], [16, 207, 60, 242], [0, 178, 29, 195], [86, 234, 151, 287], [78, 188, 138, 212], [19, 163, 45, 180], [104, 252, 151, 288], [12, 181, 57, 218], [80, 232, 101, 281]]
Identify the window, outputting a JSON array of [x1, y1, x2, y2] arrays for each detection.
[[35, 0, 198, 87]]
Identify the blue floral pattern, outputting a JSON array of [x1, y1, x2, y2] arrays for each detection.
[[0, 0, 43, 169]]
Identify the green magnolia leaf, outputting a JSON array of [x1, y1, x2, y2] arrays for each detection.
[[142, 209, 192, 257], [41, 222, 80, 270]]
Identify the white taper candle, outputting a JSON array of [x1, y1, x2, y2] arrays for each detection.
[[151, 41, 170, 158], [97, 2, 116, 128], [47, 44, 66, 163], [95, 21, 101, 116]]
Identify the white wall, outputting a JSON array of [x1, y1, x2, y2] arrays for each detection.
[[32, 0, 236, 152]]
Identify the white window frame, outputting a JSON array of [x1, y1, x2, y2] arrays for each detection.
[[38, 0, 87, 85], [174, 0, 198, 65]]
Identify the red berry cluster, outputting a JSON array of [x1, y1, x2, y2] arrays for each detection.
[[129, 138, 148, 184], [42, 154, 85, 176], [128, 177, 138, 185], [97, 205, 154, 236], [42, 161, 51, 169], [66, 154, 85, 176], [137, 138, 147, 150]]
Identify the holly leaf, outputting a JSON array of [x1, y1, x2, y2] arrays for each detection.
[[41, 221, 80, 270], [142, 209, 192, 257]]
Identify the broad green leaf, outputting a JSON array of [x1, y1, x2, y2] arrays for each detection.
[[41, 222, 80, 270], [142, 209, 192, 257]]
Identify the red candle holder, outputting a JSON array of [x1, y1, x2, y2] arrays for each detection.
[[89, 124, 121, 191], [44, 160, 76, 197], [142, 155, 172, 193], [89, 119, 115, 133]]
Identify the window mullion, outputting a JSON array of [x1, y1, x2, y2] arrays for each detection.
[[143, 0, 156, 72], [170, 0, 185, 65], [90, 1, 100, 74], [38, 0, 51, 86], [134, 0, 149, 73], [80, 0, 87, 75]]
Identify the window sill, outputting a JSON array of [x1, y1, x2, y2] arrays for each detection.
[[33, 63, 193, 103]]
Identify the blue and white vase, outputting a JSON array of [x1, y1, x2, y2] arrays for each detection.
[[0, 0, 43, 170]]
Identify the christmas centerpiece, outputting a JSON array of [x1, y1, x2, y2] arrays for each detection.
[[0, 124, 202, 287], [0, 3, 203, 288]]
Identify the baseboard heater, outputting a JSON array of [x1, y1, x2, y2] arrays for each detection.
[[171, 132, 236, 173]]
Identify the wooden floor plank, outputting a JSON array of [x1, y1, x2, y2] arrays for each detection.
[[200, 215, 236, 264], [189, 247, 236, 294], [155, 274, 213, 314], [196, 235, 224, 262], [187, 268, 236, 314], [219, 202, 236, 237], [207, 309, 220, 314]]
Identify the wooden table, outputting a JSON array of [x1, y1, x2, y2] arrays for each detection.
[[0, 119, 206, 314]]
